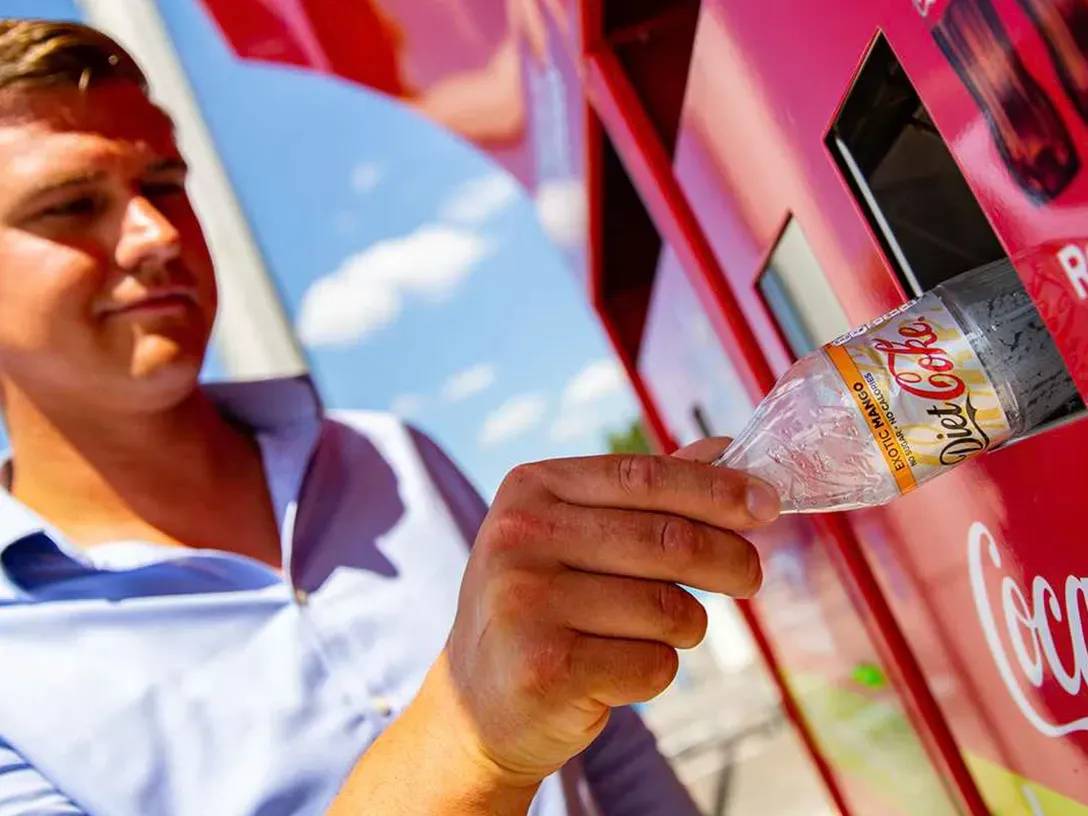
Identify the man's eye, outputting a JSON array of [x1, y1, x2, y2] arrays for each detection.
[[39, 196, 100, 219], [141, 180, 186, 198], [42, 197, 97, 218]]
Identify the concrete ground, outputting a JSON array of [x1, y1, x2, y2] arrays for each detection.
[[640, 633, 838, 816], [674, 723, 837, 816]]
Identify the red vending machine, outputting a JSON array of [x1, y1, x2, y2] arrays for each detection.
[[580, 0, 1088, 813], [197, 1, 1088, 813]]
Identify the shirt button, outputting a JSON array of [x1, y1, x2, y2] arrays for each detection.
[[293, 588, 309, 606], [372, 696, 394, 718]]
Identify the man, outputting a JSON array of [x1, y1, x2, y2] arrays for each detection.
[[0, 19, 780, 816]]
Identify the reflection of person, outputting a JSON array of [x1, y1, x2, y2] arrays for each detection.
[[409, 0, 571, 147], [0, 21, 780, 816], [203, 0, 568, 149]]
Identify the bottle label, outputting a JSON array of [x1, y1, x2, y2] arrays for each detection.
[[823, 292, 1013, 495]]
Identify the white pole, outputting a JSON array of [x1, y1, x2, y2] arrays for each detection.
[[77, 0, 308, 381]]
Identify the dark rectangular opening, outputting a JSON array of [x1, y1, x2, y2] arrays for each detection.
[[597, 119, 661, 361], [604, 0, 701, 159], [828, 35, 1006, 296]]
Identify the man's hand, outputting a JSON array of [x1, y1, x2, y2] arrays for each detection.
[[441, 438, 779, 782], [330, 438, 780, 815]]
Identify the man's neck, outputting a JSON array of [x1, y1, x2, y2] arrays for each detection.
[[4, 384, 282, 566]]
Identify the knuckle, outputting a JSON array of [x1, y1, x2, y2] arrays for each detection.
[[658, 517, 702, 566], [499, 462, 540, 495], [485, 507, 548, 553], [617, 455, 658, 497], [518, 635, 576, 699]]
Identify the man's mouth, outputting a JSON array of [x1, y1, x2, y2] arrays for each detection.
[[100, 288, 199, 318]]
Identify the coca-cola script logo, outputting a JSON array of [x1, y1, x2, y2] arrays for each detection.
[[968, 521, 1088, 736], [872, 318, 966, 401]]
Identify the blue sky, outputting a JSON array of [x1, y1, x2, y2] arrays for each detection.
[[0, 0, 643, 497]]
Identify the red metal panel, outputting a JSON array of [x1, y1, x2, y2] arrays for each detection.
[[668, 0, 1088, 811], [583, 31, 992, 816], [582, 48, 776, 400]]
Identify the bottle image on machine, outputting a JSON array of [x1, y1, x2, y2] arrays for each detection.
[[1017, 0, 1088, 124], [715, 257, 1080, 513], [932, 0, 1080, 202]]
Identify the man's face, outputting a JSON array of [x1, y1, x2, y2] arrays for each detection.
[[0, 80, 217, 415]]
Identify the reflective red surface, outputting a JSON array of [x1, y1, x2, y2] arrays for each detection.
[[665, 0, 1088, 811]]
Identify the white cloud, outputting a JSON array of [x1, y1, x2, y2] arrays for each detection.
[[390, 393, 424, 418], [480, 393, 547, 447], [561, 358, 625, 407], [549, 410, 598, 443], [295, 274, 399, 347], [297, 224, 493, 348], [549, 358, 630, 444], [442, 363, 496, 402], [441, 172, 520, 225], [535, 178, 587, 249], [351, 161, 383, 194]]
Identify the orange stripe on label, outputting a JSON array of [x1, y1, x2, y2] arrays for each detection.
[[824, 344, 917, 495]]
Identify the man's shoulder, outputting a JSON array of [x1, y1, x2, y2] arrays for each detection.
[[320, 409, 457, 487], [321, 410, 489, 539]]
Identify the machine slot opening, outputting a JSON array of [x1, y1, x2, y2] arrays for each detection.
[[828, 35, 1005, 296], [828, 34, 1083, 436]]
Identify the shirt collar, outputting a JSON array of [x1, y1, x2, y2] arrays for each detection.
[[0, 375, 323, 601]]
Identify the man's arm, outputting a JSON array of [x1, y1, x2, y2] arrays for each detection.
[[329, 437, 777, 815], [0, 738, 85, 816], [327, 652, 541, 816]]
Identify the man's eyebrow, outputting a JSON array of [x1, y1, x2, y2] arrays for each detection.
[[21, 169, 108, 201], [12, 159, 187, 211]]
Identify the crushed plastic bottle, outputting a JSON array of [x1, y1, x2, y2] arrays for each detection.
[[715, 257, 1081, 513]]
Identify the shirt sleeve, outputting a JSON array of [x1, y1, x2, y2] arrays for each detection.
[[581, 706, 700, 816], [0, 738, 84, 816]]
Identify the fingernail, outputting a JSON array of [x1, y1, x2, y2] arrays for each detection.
[[745, 480, 780, 523]]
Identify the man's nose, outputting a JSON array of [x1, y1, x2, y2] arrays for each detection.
[[115, 196, 181, 273]]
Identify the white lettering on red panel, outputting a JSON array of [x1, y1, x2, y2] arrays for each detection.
[[1056, 244, 1088, 301], [968, 521, 1088, 736]]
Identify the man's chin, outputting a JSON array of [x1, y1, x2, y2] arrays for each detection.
[[125, 336, 205, 405], [129, 334, 197, 379]]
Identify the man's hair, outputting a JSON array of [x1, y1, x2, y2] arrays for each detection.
[[0, 19, 146, 92]]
